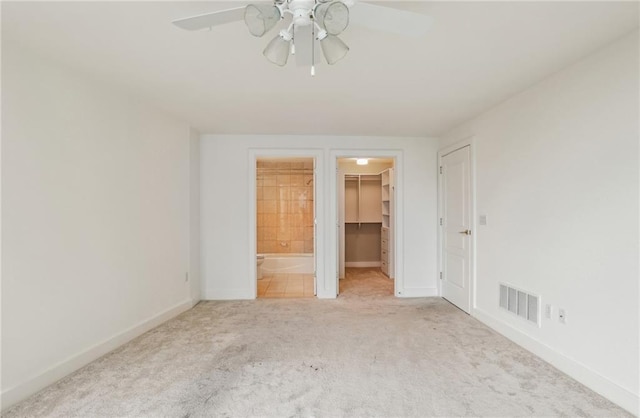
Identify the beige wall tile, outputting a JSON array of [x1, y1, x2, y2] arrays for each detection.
[[291, 214, 304, 227], [264, 240, 277, 253], [276, 174, 290, 185], [274, 200, 290, 214], [304, 226, 314, 240], [291, 227, 304, 240], [263, 186, 276, 200], [264, 200, 277, 214], [288, 187, 302, 201], [290, 199, 303, 214], [278, 186, 290, 201], [303, 212, 314, 227], [264, 213, 277, 227], [291, 241, 304, 253], [264, 227, 277, 240], [277, 227, 291, 241], [304, 240, 314, 253], [257, 159, 316, 261]]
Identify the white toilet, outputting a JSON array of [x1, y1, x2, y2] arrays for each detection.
[[257, 254, 265, 280]]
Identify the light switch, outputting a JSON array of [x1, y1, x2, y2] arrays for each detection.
[[479, 214, 488, 226]]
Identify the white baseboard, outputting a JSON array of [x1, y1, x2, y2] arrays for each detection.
[[398, 287, 439, 297], [1, 299, 193, 411], [472, 308, 639, 416], [345, 261, 381, 267], [203, 288, 253, 300]]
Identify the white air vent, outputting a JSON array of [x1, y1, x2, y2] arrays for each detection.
[[499, 283, 539, 325]]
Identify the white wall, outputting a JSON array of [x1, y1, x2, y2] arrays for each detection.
[[440, 31, 639, 414], [189, 128, 201, 304], [201, 135, 439, 299], [1, 42, 194, 408]]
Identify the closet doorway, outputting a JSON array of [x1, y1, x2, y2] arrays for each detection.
[[337, 157, 395, 297]]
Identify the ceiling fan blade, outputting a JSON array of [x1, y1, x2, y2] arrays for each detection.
[[172, 7, 246, 31], [349, 2, 433, 37]]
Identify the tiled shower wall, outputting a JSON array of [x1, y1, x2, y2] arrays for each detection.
[[257, 159, 314, 254]]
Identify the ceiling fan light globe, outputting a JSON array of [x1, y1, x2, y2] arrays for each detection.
[[244, 4, 281, 37], [320, 34, 349, 65], [263, 33, 291, 66], [315, 1, 349, 35]]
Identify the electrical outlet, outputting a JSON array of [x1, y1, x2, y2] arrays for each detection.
[[558, 309, 566, 324], [545, 304, 552, 319]]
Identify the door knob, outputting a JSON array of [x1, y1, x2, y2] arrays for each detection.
[[458, 229, 471, 235]]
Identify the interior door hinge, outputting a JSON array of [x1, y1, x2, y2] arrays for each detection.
[[439, 218, 443, 226], [439, 166, 443, 174], [440, 272, 443, 280]]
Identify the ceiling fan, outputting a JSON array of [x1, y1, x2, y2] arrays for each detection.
[[173, 0, 432, 75]]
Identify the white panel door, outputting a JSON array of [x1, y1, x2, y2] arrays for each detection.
[[441, 146, 471, 313]]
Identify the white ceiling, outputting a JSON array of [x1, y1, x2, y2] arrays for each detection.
[[2, 1, 638, 137]]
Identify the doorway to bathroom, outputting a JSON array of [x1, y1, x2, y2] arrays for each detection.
[[336, 156, 396, 297], [255, 157, 317, 298]]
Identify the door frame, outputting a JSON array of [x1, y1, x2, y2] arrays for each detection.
[[437, 137, 476, 313], [248, 148, 325, 299], [329, 149, 404, 297]]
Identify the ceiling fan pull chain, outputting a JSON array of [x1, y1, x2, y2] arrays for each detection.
[[291, 24, 296, 55]]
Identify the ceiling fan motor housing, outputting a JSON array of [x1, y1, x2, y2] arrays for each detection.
[[288, 0, 316, 26]]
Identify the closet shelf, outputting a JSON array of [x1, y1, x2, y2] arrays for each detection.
[[380, 168, 394, 279]]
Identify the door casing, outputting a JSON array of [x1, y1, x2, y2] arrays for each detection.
[[329, 149, 404, 298], [248, 148, 325, 298]]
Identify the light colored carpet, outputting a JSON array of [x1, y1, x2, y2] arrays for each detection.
[[3, 268, 631, 417]]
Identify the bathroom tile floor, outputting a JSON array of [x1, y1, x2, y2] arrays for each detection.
[[258, 273, 315, 298]]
